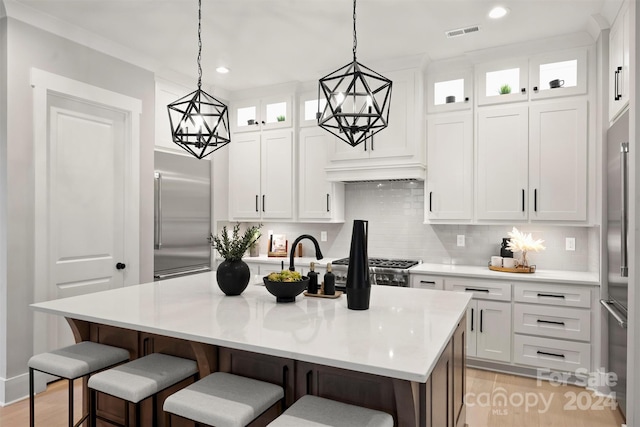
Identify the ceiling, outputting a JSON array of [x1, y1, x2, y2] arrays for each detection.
[[8, 0, 622, 93]]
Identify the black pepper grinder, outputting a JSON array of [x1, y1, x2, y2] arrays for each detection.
[[307, 262, 319, 294], [500, 238, 513, 258], [323, 263, 335, 296]]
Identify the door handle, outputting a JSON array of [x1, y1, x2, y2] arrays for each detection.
[[262, 195, 265, 212], [429, 192, 433, 212], [534, 189, 538, 212], [116, 262, 126, 270], [621, 142, 629, 277], [255, 195, 259, 212], [600, 299, 627, 328], [522, 189, 525, 212], [154, 172, 162, 249], [326, 193, 330, 212], [480, 309, 484, 333], [470, 308, 474, 332]]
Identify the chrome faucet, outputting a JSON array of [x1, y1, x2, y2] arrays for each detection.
[[289, 234, 323, 271]]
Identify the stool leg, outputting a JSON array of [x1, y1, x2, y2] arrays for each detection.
[[69, 378, 74, 427], [29, 368, 35, 427], [90, 389, 97, 427]]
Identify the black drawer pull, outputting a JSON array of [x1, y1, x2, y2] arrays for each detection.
[[470, 308, 474, 332], [536, 319, 565, 326], [420, 280, 436, 285], [537, 350, 565, 359], [537, 293, 565, 299], [465, 287, 490, 293], [429, 192, 433, 212], [480, 309, 484, 333]]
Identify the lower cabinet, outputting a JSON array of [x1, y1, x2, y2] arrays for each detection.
[[466, 299, 512, 362]]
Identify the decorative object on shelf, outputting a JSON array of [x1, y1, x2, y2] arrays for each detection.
[[268, 234, 288, 257], [167, 0, 230, 159], [210, 223, 261, 295], [500, 237, 513, 258], [499, 84, 511, 94], [276, 115, 286, 122], [346, 219, 370, 310], [506, 227, 545, 268], [317, 0, 392, 148], [264, 270, 309, 302], [445, 95, 456, 104], [549, 79, 565, 89]]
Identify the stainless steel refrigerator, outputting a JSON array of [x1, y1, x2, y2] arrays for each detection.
[[601, 109, 629, 418], [154, 151, 211, 280]]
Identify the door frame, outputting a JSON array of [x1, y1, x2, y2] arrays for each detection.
[[30, 68, 141, 357]]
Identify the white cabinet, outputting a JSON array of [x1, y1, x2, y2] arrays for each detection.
[[466, 299, 512, 362], [425, 113, 473, 221], [529, 100, 587, 221], [298, 127, 345, 222], [476, 106, 529, 220], [228, 130, 293, 220], [609, 2, 630, 122], [476, 58, 529, 105], [298, 90, 325, 128], [326, 68, 426, 181], [409, 274, 444, 290], [476, 99, 587, 222], [231, 95, 293, 133], [426, 69, 473, 114]]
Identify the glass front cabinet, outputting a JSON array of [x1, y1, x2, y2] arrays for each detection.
[[426, 70, 473, 113], [231, 95, 293, 133]]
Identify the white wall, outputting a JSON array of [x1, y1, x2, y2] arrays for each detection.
[[231, 181, 598, 272], [0, 16, 8, 400], [0, 17, 155, 404]]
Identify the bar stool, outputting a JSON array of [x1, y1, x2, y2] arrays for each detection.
[[267, 395, 394, 427], [28, 341, 130, 427], [163, 372, 285, 427], [87, 352, 198, 426]]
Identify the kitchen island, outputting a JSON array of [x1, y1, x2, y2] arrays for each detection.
[[31, 272, 471, 427]]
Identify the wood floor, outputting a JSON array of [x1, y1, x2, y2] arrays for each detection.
[[0, 369, 626, 426]]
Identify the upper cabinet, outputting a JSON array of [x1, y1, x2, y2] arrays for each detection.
[[231, 95, 293, 133], [426, 70, 473, 113], [298, 91, 326, 128], [609, 2, 630, 122], [476, 48, 588, 106], [325, 68, 426, 181]]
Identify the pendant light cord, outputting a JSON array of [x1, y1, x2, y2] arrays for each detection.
[[352, 0, 357, 61], [197, 0, 202, 89]]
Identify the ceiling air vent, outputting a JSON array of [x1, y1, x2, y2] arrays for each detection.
[[446, 25, 480, 38]]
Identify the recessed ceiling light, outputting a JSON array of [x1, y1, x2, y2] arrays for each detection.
[[488, 6, 509, 19], [216, 66, 230, 74]]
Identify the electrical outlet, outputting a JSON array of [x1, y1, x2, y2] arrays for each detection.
[[566, 237, 576, 251], [320, 231, 327, 242], [457, 235, 465, 247]]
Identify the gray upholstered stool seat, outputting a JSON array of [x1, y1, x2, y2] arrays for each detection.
[[28, 341, 129, 427], [164, 372, 284, 427], [88, 352, 198, 426], [267, 395, 394, 427]]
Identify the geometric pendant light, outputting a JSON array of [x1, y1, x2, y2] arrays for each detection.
[[317, 0, 392, 148], [168, 0, 230, 159]]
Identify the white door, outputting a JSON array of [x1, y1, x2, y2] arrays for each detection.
[[476, 300, 512, 362], [298, 128, 332, 220], [261, 130, 293, 219], [228, 132, 261, 219], [47, 94, 127, 349]]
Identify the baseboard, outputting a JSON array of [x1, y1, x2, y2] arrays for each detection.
[[0, 371, 46, 406]]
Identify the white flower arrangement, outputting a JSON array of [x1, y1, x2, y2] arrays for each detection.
[[506, 227, 545, 267]]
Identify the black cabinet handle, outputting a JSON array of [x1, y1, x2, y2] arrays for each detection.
[[522, 189, 525, 212], [537, 350, 565, 359], [480, 309, 484, 333], [534, 189, 538, 212], [615, 66, 622, 101], [537, 319, 566, 326], [465, 287, 490, 293], [465, 97, 470, 102], [537, 293, 565, 299], [262, 195, 265, 212], [364, 139, 367, 152], [420, 280, 436, 284], [521, 88, 526, 94], [371, 134, 374, 151], [471, 308, 474, 332], [429, 192, 433, 212], [116, 262, 126, 270], [533, 86, 538, 92], [255, 195, 259, 212], [326, 194, 330, 212]]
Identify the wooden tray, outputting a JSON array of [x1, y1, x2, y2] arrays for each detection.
[[488, 265, 536, 274], [304, 291, 343, 299]]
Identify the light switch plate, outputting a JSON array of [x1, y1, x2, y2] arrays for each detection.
[[566, 237, 576, 251], [457, 235, 465, 247]]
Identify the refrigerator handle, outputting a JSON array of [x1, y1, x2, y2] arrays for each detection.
[[600, 299, 627, 328], [621, 142, 629, 277], [154, 172, 162, 249]]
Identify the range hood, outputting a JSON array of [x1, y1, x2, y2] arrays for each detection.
[[325, 162, 426, 182]]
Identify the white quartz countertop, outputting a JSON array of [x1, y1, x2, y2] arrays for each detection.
[[410, 263, 599, 286], [30, 272, 471, 382]]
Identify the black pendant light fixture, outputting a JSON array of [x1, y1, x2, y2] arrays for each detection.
[[317, 0, 392, 147], [167, 0, 230, 159]]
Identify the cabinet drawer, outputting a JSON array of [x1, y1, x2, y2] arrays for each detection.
[[445, 280, 511, 301], [513, 283, 591, 308], [513, 304, 590, 341], [514, 335, 591, 372], [410, 275, 444, 290]]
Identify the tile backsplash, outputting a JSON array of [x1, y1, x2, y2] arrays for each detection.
[[225, 181, 599, 272]]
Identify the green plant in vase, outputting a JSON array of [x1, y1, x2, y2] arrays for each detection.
[[210, 223, 261, 295], [499, 84, 511, 95], [276, 115, 286, 122]]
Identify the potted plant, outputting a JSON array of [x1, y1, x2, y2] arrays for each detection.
[[210, 223, 261, 295], [499, 84, 511, 95], [276, 115, 286, 122]]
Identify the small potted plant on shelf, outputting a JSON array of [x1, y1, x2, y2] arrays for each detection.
[[210, 223, 261, 295], [276, 115, 286, 122], [499, 84, 511, 95]]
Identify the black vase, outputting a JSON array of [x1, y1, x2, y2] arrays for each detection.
[[346, 220, 370, 310], [216, 259, 250, 296]]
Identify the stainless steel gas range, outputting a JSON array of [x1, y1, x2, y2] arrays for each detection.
[[331, 257, 421, 290]]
